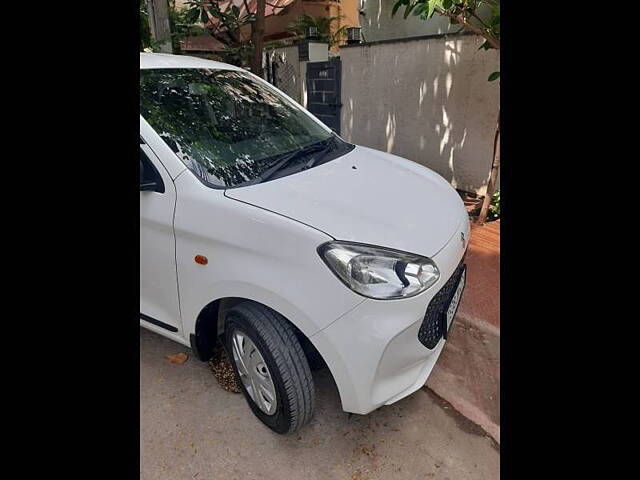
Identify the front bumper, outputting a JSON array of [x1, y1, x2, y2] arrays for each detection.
[[310, 215, 470, 415]]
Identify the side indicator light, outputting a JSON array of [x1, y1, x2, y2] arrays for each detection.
[[194, 255, 208, 265]]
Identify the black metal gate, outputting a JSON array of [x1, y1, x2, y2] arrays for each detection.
[[306, 59, 342, 134]]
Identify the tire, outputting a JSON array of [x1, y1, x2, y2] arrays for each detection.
[[224, 301, 316, 434]]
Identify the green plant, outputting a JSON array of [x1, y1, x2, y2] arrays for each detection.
[[140, 1, 205, 54], [182, 0, 255, 67], [265, 40, 289, 50], [185, 0, 282, 73], [488, 190, 500, 221], [218, 43, 255, 67], [286, 14, 349, 48], [140, 0, 152, 51], [169, 2, 206, 54]]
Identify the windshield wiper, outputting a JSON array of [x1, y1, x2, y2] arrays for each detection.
[[302, 136, 337, 170], [254, 139, 331, 184]]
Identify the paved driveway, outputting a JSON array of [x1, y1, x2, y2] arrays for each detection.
[[141, 327, 499, 480]]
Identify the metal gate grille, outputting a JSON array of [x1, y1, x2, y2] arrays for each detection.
[[305, 59, 342, 134], [265, 49, 301, 103], [274, 63, 297, 100]]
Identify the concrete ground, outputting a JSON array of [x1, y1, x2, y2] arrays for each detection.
[[141, 327, 499, 480], [426, 316, 500, 443]]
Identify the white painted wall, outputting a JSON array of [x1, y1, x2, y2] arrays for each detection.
[[358, 0, 493, 44], [340, 34, 499, 195], [308, 42, 329, 62], [358, 0, 456, 42]]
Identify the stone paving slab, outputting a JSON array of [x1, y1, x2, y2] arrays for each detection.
[[426, 220, 500, 443]]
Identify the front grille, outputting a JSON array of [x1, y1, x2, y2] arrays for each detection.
[[417, 262, 466, 349]]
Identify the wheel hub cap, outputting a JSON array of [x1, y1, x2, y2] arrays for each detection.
[[231, 330, 277, 415]]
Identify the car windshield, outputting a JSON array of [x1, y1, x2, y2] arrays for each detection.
[[140, 68, 348, 188]]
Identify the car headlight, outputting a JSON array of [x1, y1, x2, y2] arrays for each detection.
[[318, 241, 440, 300]]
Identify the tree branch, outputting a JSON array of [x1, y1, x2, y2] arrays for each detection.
[[470, 11, 491, 32], [436, 7, 500, 49]]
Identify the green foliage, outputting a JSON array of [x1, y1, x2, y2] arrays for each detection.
[[183, 0, 258, 67], [218, 44, 255, 68], [186, 0, 255, 36], [393, 0, 499, 34], [139, 0, 256, 66], [392, 0, 500, 42], [169, 2, 206, 54], [286, 14, 350, 48], [488, 189, 500, 221], [265, 40, 289, 50], [140, 1, 203, 53], [140, 0, 152, 51]]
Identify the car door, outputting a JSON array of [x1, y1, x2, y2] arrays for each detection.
[[139, 139, 182, 334]]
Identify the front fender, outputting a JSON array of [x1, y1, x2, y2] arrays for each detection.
[[174, 172, 365, 341], [185, 281, 333, 340]]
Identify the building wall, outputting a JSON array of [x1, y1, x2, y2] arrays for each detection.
[[340, 34, 499, 195], [239, 0, 361, 45], [265, 0, 360, 41], [358, 0, 492, 43], [358, 0, 456, 42], [265, 45, 302, 102]]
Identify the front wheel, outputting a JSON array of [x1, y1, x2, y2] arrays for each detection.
[[224, 301, 316, 434]]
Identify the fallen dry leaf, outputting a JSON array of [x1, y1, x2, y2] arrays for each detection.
[[361, 444, 376, 457], [166, 352, 189, 364], [208, 343, 241, 393]]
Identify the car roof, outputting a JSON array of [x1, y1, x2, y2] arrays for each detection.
[[140, 52, 244, 71]]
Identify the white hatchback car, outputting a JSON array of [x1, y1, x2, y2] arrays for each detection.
[[140, 53, 469, 434]]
